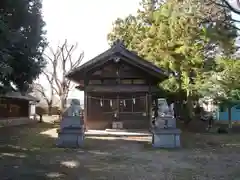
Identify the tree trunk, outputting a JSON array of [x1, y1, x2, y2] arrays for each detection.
[[176, 73, 184, 121], [39, 114, 43, 123], [185, 94, 195, 125], [48, 105, 52, 116], [60, 95, 66, 119], [228, 106, 232, 129]]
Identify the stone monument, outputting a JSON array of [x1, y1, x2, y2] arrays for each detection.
[[56, 99, 85, 148], [152, 99, 181, 148]]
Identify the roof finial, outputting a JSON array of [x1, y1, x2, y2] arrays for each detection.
[[112, 39, 125, 48]]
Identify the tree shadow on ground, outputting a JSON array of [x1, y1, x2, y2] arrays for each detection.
[[0, 123, 157, 180], [0, 123, 240, 180], [0, 123, 90, 180], [180, 132, 240, 150]]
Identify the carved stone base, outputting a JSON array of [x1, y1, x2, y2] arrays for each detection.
[[56, 130, 84, 148], [112, 121, 123, 129], [152, 128, 181, 148]]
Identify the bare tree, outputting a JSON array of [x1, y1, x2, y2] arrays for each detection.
[[203, 0, 240, 34], [32, 80, 54, 115], [214, 0, 240, 14], [33, 39, 84, 115]]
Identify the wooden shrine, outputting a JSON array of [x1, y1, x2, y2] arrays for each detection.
[[66, 40, 169, 130]]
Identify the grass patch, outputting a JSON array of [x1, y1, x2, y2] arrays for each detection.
[[0, 123, 61, 153]]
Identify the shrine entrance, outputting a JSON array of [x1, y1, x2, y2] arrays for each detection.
[[66, 40, 169, 130], [86, 92, 149, 129]]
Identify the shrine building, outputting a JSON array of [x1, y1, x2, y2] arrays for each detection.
[[66, 40, 169, 130]]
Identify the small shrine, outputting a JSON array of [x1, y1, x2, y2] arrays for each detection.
[[56, 100, 85, 148], [66, 39, 169, 130], [152, 98, 181, 148]]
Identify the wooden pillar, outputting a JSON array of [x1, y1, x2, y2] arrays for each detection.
[[116, 94, 119, 122], [28, 101, 31, 118], [84, 91, 88, 123], [148, 94, 152, 127], [84, 73, 89, 126], [146, 93, 148, 115], [148, 82, 152, 128]]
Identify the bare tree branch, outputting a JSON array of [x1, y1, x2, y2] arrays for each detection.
[[42, 71, 59, 94], [216, 0, 240, 15], [33, 40, 84, 114], [32, 83, 52, 106]]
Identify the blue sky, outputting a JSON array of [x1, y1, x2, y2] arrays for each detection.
[[42, 0, 141, 100]]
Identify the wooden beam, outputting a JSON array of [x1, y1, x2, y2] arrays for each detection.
[[119, 55, 167, 81], [85, 85, 159, 92], [75, 85, 84, 91], [148, 93, 152, 127]]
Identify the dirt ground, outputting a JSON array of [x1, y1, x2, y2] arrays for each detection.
[[0, 123, 240, 180]]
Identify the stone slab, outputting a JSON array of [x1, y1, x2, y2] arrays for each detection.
[[58, 129, 84, 134], [152, 129, 181, 148], [152, 128, 181, 134], [56, 133, 84, 148]]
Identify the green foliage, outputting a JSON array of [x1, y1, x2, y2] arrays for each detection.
[[108, 0, 238, 123], [213, 58, 240, 106], [199, 56, 240, 114], [0, 0, 47, 92], [108, 0, 237, 98]]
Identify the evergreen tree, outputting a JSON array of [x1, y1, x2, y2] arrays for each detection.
[[108, 0, 237, 122], [0, 0, 47, 92]]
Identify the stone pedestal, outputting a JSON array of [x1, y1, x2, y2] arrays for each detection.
[[56, 116, 85, 148], [112, 121, 123, 129], [152, 115, 181, 148], [152, 128, 181, 148]]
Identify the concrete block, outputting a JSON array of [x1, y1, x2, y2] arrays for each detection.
[[152, 129, 181, 148]]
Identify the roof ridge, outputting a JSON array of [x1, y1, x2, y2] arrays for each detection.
[[66, 40, 169, 80]]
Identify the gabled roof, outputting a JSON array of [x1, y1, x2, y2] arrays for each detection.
[[66, 39, 169, 82], [0, 92, 39, 102]]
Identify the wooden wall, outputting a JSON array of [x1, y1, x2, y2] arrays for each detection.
[[85, 93, 150, 129], [0, 97, 29, 119], [83, 60, 157, 130]]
